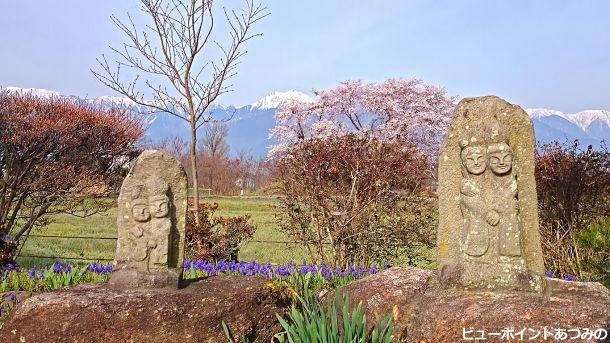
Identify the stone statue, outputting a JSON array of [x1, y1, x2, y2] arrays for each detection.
[[459, 141, 490, 258], [110, 150, 188, 289], [146, 176, 171, 269], [486, 138, 521, 257], [437, 96, 545, 292]]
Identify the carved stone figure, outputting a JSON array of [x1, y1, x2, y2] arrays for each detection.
[[459, 142, 489, 257], [110, 150, 188, 288], [146, 176, 171, 269], [487, 140, 521, 257], [437, 96, 545, 292]]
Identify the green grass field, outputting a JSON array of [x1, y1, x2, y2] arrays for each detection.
[[16, 196, 309, 268]]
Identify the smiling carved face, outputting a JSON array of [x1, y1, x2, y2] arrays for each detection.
[[487, 142, 513, 175], [461, 145, 487, 175], [132, 199, 151, 222], [149, 195, 169, 218]]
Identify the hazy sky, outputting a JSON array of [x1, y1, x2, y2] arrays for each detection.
[[2, 1, 609, 112]]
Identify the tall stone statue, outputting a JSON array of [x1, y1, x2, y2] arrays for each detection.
[[437, 96, 545, 292], [110, 150, 188, 288]]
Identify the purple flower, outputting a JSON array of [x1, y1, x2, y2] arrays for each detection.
[[9, 292, 15, 301], [565, 275, 575, 281], [545, 271, 555, 278]]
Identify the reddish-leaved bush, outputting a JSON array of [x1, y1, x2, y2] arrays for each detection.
[[0, 93, 143, 263], [274, 134, 437, 267], [535, 140, 609, 279], [184, 203, 256, 262]]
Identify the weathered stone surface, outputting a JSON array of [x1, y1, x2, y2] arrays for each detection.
[[113, 149, 188, 288], [107, 267, 182, 290], [337, 267, 610, 342], [326, 267, 433, 333], [0, 276, 291, 343], [438, 96, 545, 291]]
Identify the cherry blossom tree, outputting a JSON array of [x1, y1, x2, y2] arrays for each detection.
[[268, 78, 456, 159]]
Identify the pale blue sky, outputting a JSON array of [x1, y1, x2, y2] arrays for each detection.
[[1, 1, 609, 112]]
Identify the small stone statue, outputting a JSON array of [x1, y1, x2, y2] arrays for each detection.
[[437, 96, 545, 292], [111, 150, 188, 289]]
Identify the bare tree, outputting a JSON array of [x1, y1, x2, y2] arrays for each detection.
[[155, 135, 189, 159], [198, 122, 230, 189], [199, 122, 230, 158], [92, 0, 269, 225]]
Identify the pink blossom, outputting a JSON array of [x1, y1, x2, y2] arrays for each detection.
[[268, 78, 456, 159]]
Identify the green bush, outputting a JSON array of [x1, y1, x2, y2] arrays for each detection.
[[576, 217, 610, 288]]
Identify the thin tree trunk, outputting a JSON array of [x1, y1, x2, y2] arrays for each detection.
[[190, 125, 200, 227]]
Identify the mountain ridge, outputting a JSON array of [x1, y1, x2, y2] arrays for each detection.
[[2, 86, 608, 157]]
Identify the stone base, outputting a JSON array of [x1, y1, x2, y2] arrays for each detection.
[[333, 267, 610, 342], [0, 276, 291, 343], [107, 267, 182, 289], [439, 258, 544, 292], [458, 259, 544, 292]]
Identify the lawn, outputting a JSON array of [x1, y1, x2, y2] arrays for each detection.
[[17, 196, 309, 268]]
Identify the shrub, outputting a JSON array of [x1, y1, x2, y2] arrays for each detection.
[[576, 217, 610, 287], [184, 203, 256, 261], [275, 134, 437, 268], [536, 140, 609, 280], [0, 92, 143, 264]]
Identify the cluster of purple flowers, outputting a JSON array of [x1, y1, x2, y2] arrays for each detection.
[[545, 270, 600, 282], [86, 261, 113, 275], [2, 260, 113, 281], [27, 261, 111, 278], [0, 264, 19, 277], [0, 292, 16, 317], [183, 259, 384, 281]]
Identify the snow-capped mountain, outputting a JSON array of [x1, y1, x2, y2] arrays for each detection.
[[526, 108, 609, 147], [3, 86, 608, 156], [3, 86, 63, 98], [250, 90, 314, 110], [1, 86, 313, 157], [142, 90, 314, 157]]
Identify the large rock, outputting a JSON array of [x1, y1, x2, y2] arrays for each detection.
[[336, 267, 610, 342], [0, 276, 291, 343]]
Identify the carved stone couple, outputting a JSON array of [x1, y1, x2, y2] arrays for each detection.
[[111, 150, 188, 289], [438, 96, 545, 292], [459, 129, 521, 263], [127, 176, 172, 271]]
